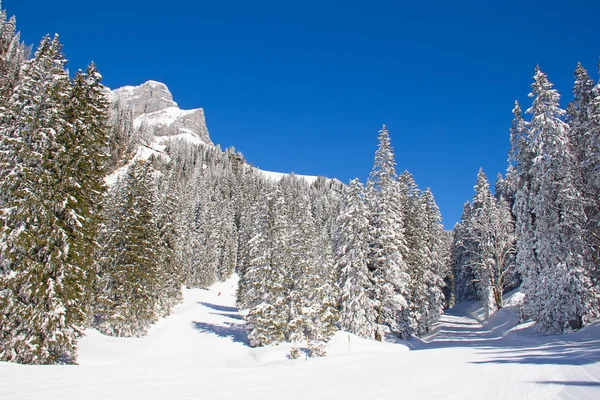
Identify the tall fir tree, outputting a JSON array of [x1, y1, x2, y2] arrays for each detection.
[[94, 161, 161, 337], [515, 67, 596, 333], [335, 179, 376, 339], [155, 172, 184, 317], [244, 188, 289, 347], [366, 125, 409, 340], [567, 63, 600, 291], [0, 35, 89, 364]]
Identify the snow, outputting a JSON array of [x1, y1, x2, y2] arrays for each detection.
[[103, 131, 203, 188], [104, 140, 167, 187], [1, 279, 599, 399], [109, 81, 177, 108], [133, 106, 197, 131], [159, 130, 206, 146], [255, 168, 321, 185]]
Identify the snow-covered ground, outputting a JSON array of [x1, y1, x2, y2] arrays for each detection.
[[1, 278, 599, 399], [254, 168, 321, 185]]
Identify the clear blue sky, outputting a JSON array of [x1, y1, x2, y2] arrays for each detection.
[[6, 0, 599, 227]]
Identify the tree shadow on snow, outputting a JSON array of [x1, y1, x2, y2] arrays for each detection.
[[211, 312, 244, 321], [536, 381, 600, 387], [417, 309, 600, 367], [191, 321, 250, 346], [198, 302, 239, 313], [472, 338, 600, 367]]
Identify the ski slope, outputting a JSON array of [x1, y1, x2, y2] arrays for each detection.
[[1, 277, 599, 399]]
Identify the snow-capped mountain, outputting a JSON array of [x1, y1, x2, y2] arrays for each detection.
[[110, 80, 212, 146], [109, 80, 325, 185]]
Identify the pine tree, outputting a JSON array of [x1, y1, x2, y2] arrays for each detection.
[[397, 171, 427, 337], [366, 125, 409, 340], [418, 188, 446, 333], [0, 4, 27, 101], [0, 35, 83, 364], [94, 161, 161, 337], [516, 67, 596, 333], [451, 202, 478, 302], [469, 170, 517, 318], [567, 63, 600, 292], [59, 63, 110, 322], [244, 188, 289, 346], [155, 172, 184, 317], [336, 179, 376, 339]]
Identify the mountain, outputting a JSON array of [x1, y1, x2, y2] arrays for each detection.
[[108, 80, 324, 184], [110, 80, 212, 147]]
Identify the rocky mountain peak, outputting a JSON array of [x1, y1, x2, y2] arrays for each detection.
[[110, 80, 212, 146]]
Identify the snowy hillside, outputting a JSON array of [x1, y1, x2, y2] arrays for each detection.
[[2, 279, 598, 400], [256, 168, 321, 185]]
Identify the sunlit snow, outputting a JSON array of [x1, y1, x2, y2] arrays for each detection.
[[1, 276, 598, 399]]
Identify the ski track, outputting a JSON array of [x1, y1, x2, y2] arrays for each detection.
[[1, 278, 599, 399]]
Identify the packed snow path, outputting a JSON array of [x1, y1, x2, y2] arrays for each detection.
[[1, 277, 599, 399]]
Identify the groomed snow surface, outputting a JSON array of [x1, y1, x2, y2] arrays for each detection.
[[1, 276, 599, 400]]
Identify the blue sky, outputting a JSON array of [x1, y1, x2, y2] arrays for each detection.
[[6, 0, 599, 227]]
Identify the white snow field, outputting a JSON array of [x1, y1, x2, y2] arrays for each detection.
[[1, 277, 599, 400]]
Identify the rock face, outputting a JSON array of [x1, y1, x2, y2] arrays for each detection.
[[111, 80, 212, 146]]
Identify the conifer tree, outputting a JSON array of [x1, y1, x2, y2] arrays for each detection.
[[336, 179, 376, 338], [0, 35, 84, 364], [469, 170, 516, 317], [515, 67, 596, 333], [244, 188, 289, 346], [94, 161, 161, 337], [155, 173, 184, 317], [366, 125, 409, 340], [451, 202, 478, 302], [59, 63, 110, 319], [418, 188, 446, 332], [567, 63, 600, 290], [0, 4, 27, 101]]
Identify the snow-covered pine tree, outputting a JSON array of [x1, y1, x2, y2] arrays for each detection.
[[58, 63, 110, 321], [94, 160, 161, 337], [310, 229, 339, 346], [567, 63, 600, 291], [155, 171, 184, 317], [106, 101, 136, 172], [0, 4, 27, 100], [244, 188, 289, 347], [397, 171, 427, 338], [516, 67, 596, 333], [192, 180, 219, 288], [335, 178, 376, 339], [0, 35, 84, 364], [285, 176, 338, 349], [469, 170, 516, 318], [451, 202, 478, 302], [418, 188, 446, 333], [396, 172, 445, 338], [366, 125, 409, 340], [236, 177, 272, 308], [567, 63, 596, 171]]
